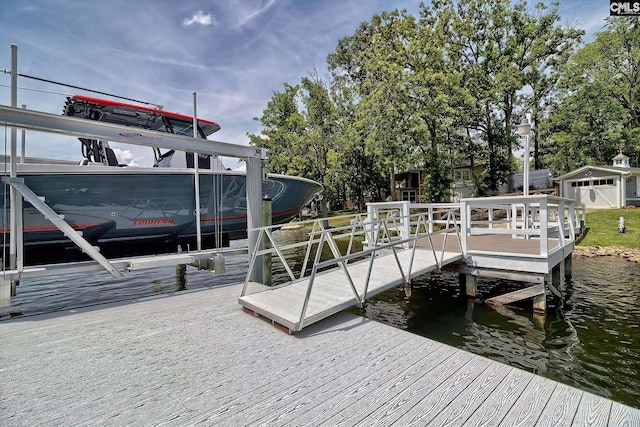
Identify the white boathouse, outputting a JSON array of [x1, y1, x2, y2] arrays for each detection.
[[555, 152, 640, 208]]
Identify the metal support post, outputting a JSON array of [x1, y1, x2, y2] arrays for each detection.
[[246, 156, 264, 282], [192, 92, 202, 251], [262, 197, 272, 286], [9, 44, 18, 272]]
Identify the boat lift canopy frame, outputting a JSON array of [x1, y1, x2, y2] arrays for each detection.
[[0, 43, 268, 309], [0, 104, 268, 160], [0, 104, 267, 301]]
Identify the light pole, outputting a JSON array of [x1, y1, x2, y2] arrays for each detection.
[[517, 116, 532, 196]]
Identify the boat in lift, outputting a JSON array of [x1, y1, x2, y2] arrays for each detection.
[[1, 95, 322, 264]]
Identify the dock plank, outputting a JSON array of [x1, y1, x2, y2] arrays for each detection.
[[426, 363, 515, 426], [609, 401, 640, 427], [226, 334, 440, 425], [535, 382, 583, 426], [199, 325, 420, 425], [486, 284, 545, 306], [393, 356, 493, 426], [500, 374, 559, 426], [307, 344, 455, 426], [357, 351, 486, 426], [463, 368, 534, 427], [572, 392, 613, 427], [1, 283, 638, 426]]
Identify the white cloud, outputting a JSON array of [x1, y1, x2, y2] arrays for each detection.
[[183, 10, 216, 27], [113, 148, 143, 167]]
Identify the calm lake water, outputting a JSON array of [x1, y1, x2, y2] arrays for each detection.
[[1, 235, 639, 409]]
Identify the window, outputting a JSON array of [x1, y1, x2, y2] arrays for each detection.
[[166, 118, 205, 138], [571, 178, 615, 187], [455, 169, 471, 182]]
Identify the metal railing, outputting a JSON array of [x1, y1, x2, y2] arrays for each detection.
[[240, 205, 462, 329], [458, 195, 582, 257]]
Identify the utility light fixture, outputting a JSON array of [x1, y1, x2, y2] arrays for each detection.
[[517, 116, 532, 195]]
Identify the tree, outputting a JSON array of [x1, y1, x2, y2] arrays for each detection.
[[432, 0, 582, 192], [329, 10, 418, 199], [547, 17, 640, 171], [249, 75, 343, 216], [329, 9, 466, 202], [248, 83, 306, 176]]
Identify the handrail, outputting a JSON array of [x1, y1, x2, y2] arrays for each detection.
[[241, 207, 462, 319], [458, 195, 580, 257], [296, 214, 459, 329]]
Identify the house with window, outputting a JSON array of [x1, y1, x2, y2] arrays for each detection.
[[555, 153, 640, 208], [450, 164, 481, 201], [394, 169, 424, 201], [394, 164, 482, 202]]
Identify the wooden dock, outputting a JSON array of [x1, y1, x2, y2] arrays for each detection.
[[1, 284, 638, 426], [239, 247, 463, 332]]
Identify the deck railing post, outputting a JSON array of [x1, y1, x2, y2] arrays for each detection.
[[428, 206, 434, 233], [246, 156, 264, 283], [488, 207, 494, 229], [459, 200, 468, 254], [401, 201, 410, 248], [557, 199, 565, 247], [539, 197, 549, 256], [568, 201, 576, 243], [365, 204, 376, 248]]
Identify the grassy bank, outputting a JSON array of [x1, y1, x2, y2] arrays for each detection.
[[578, 208, 640, 249]]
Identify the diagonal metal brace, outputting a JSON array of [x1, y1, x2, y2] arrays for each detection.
[[3, 177, 124, 278]]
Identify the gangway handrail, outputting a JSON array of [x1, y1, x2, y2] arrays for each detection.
[[296, 217, 460, 328], [244, 206, 461, 257], [309, 225, 456, 270], [241, 206, 463, 330]]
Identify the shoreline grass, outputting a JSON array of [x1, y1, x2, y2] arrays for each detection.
[[578, 208, 640, 249]]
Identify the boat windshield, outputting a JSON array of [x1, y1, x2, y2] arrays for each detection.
[[167, 118, 205, 139]]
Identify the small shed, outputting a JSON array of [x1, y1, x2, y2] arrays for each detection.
[[555, 153, 640, 208]]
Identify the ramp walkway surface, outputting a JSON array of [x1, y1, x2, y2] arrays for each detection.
[[239, 247, 463, 332]]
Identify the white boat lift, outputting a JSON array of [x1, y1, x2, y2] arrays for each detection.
[[0, 45, 268, 307]]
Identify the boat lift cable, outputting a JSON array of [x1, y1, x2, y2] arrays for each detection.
[[1, 69, 157, 107], [0, 83, 70, 98]]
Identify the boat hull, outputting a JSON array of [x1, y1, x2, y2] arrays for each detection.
[[1, 167, 321, 264]]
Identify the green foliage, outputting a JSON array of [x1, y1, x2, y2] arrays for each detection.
[[546, 17, 640, 175], [433, 0, 582, 191], [248, 2, 638, 214], [579, 209, 640, 249], [420, 148, 452, 202]]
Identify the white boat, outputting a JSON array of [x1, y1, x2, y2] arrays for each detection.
[[1, 95, 321, 264]]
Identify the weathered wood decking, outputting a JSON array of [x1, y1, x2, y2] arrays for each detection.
[[239, 247, 463, 332], [1, 284, 638, 426]]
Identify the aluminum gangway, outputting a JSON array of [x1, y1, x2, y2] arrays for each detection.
[[238, 207, 464, 333]]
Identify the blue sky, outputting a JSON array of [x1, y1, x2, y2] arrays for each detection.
[[0, 0, 611, 169]]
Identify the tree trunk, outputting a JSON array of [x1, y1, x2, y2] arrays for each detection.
[[390, 163, 396, 201]]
